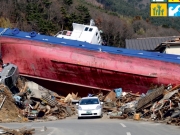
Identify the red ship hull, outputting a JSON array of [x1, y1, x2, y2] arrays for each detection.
[[0, 37, 180, 96]]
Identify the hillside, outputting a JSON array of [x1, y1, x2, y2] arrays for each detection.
[[0, 0, 179, 48], [96, 0, 180, 30]]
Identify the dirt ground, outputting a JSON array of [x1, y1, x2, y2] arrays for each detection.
[[0, 84, 22, 122]]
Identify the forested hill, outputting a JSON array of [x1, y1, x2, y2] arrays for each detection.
[[0, 0, 179, 48], [97, 0, 180, 30], [97, 0, 149, 17]]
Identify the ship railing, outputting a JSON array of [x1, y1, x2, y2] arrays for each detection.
[[54, 30, 72, 37]]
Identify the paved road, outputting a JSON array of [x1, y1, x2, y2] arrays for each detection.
[[0, 115, 180, 135]]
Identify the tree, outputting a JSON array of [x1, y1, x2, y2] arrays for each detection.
[[0, 17, 12, 28], [64, 0, 73, 6], [25, 0, 56, 34], [76, 5, 91, 24]]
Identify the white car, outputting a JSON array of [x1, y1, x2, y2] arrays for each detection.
[[76, 97, 103, 119]]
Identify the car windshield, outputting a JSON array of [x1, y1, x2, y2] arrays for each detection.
[[79, 98, 99, 105]]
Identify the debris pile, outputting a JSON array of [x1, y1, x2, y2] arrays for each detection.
[[102, 85, 180, 126], [102, 90, 140, 119], [0, 63, 80, 122], [0, 126, 35, 135], [0, 77, 80, 122], [14, 76, 80, 121]]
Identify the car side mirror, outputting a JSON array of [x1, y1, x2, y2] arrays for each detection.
[[76, 103, 79, 106], [101, 102, 103, 105]]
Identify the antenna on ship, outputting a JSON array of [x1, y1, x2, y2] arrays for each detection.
[[90, 19, 95, 26]]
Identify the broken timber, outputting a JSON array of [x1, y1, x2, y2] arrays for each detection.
[[136, 86, 165, 112]]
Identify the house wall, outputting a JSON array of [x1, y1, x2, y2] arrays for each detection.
[[165, 46, 180, 55]]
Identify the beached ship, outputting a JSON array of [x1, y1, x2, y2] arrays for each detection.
[[0, 20, 180, 96]]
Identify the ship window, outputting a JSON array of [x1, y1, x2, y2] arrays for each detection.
[[85, 27, 89, 31], [89, 28, 93, 31], [62, 31, 67, 35], [96, 32, 98, 36]]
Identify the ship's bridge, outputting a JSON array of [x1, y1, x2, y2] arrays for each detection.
[[55, 23, 102, 45]]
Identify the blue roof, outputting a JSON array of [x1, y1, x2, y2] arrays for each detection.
[[0, 28, 180, 64]]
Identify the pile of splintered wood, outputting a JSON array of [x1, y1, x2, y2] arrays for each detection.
[[101, 85, 180, 126]]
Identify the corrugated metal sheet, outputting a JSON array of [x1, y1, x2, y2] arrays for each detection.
[[125, 36, 180, 51]]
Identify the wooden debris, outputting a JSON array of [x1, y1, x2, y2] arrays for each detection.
[[109, 114, 128, 119], [0, 126, 35, 135]]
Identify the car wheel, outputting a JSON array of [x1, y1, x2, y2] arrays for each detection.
[[78, 117, 81, 119]]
